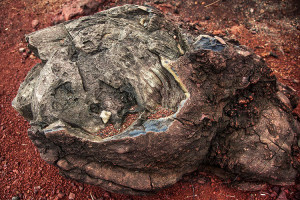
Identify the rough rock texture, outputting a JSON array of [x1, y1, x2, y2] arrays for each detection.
[[12, 5, 299, 195]]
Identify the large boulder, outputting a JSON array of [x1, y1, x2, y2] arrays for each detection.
[[12, 5, 299, 195]]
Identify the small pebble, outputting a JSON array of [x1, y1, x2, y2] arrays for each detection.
[[57, 192, 65, 199], [261, 52, 269, 58], [32, 19, 39, 29], [34, 185, 41, 194], [22, 52, 28, 58], [68, 192, 75, 200], [18, 48, 25, 53], [205, 16, 210, 20], [197, 177, 207, 184], [29, 54, 36, 59]]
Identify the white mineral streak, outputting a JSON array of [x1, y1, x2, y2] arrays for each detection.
[[177, 43, 185, 55], [160, 57, 190, 99], [100, 110, 112, 124]]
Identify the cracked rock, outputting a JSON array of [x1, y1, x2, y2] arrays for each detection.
[[12, 5, 299, 195]]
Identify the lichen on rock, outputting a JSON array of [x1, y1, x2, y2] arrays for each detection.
[[12, 4, 299, 195]]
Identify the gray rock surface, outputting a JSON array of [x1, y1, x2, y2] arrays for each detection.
[[12, 4, 299, 195]]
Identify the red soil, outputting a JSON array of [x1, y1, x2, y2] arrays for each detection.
[[0, 0, 299, 199]]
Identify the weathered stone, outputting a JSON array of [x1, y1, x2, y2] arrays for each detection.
[[57, 159, 73, 171], [12, 5, 299, 195], [18, 47, 25, 53], [31, 19, 39, 29], [231, 181, 267, 191], [68, 192, 75, 200], [57, 192, 65, 199]]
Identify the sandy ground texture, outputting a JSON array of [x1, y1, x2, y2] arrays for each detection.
[[0, 0, 299, 199]]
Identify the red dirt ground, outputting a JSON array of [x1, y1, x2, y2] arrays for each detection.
[[0, 0, 299, 199]]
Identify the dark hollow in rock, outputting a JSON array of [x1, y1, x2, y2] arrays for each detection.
[[12, 5, 300, 195]]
